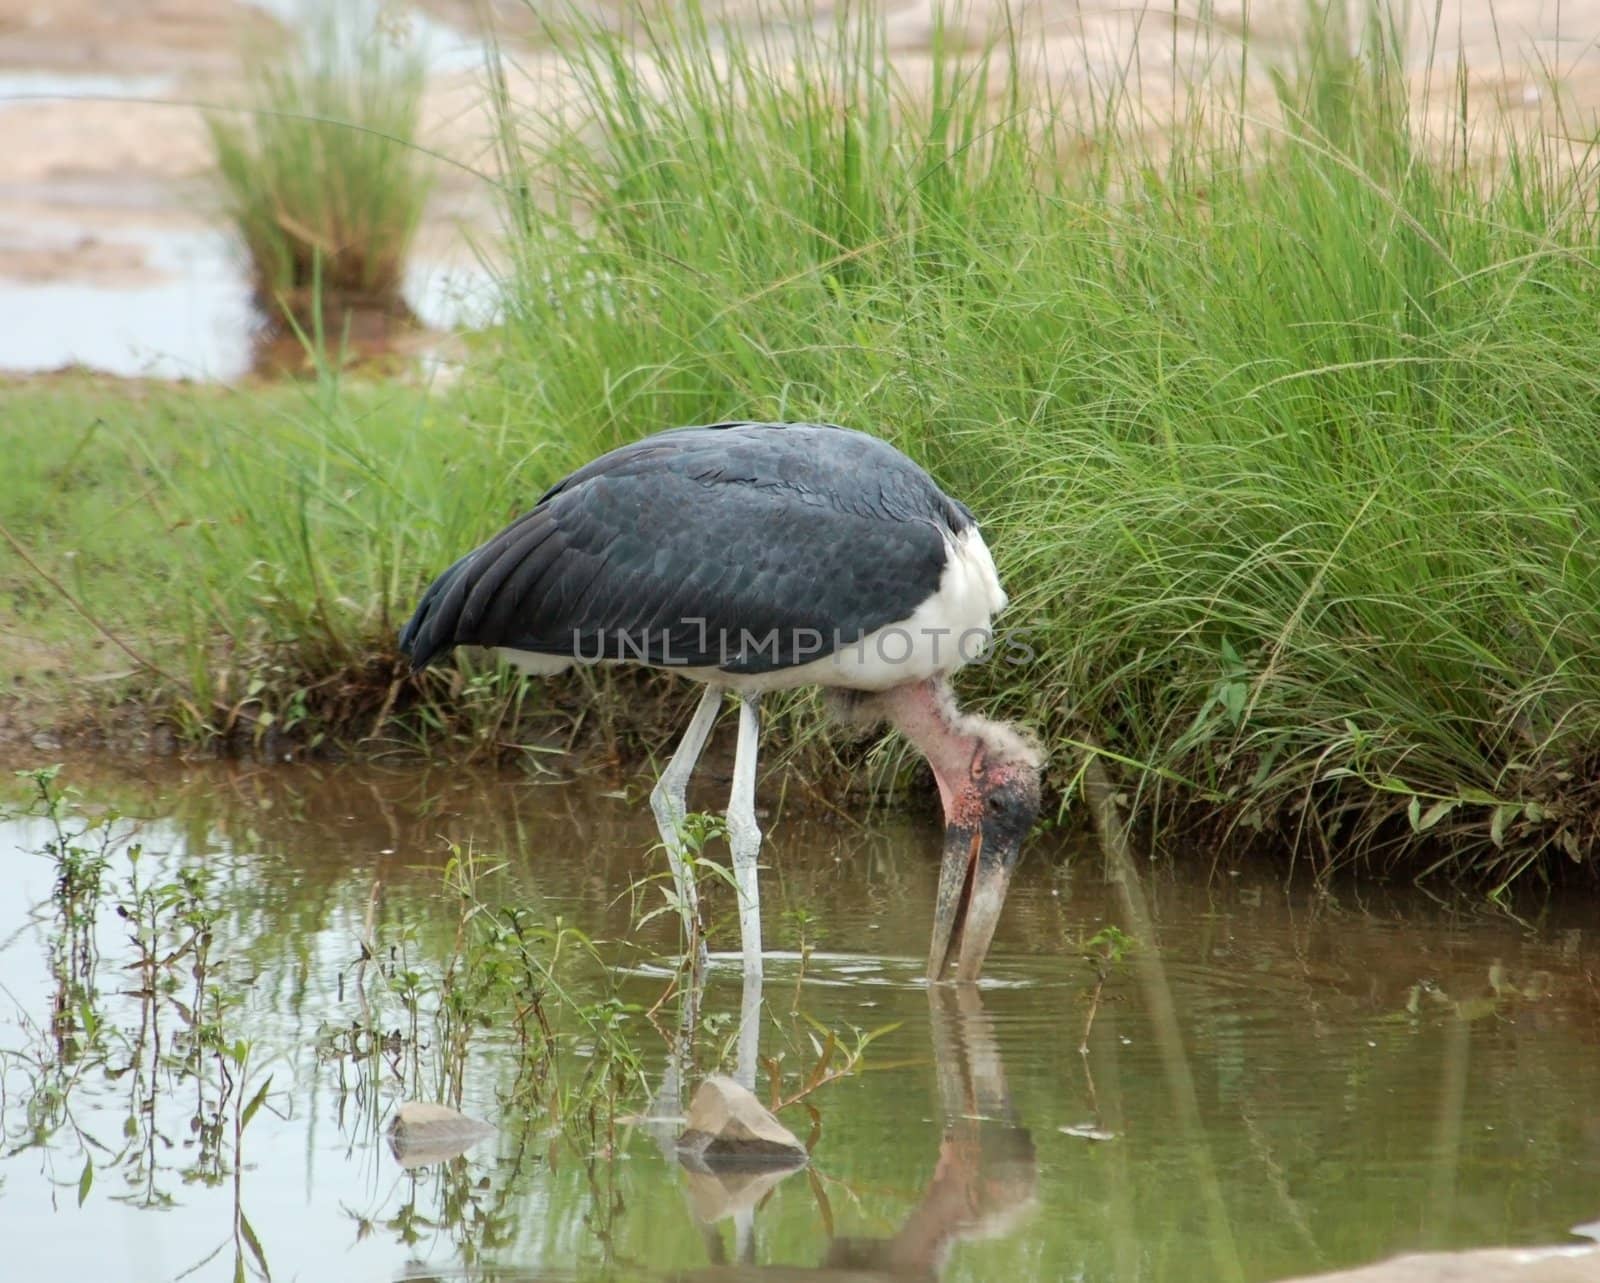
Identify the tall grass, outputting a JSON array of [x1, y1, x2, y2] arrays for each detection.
[[206, 8, 431, 335], [15, 3, 1600, 882], [469, 3, 1600, 878]]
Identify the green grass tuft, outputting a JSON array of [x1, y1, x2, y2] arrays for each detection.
[[206, 8, 432, 331]]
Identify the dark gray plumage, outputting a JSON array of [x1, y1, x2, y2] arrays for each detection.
[[399, 422, 974, 675]]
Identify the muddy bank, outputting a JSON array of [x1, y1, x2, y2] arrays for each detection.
[[0, 659, 896, 832]]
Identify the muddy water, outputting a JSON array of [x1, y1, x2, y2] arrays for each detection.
[[1, 759, 1597, 1282], [0, 219, 496, 381]]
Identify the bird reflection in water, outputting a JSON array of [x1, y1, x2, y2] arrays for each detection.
[[669, 980, 1036, 1281]]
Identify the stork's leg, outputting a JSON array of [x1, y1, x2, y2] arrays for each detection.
[[736, 967, 762, 1089], [726, 692, 765, 981], [732, 967, 763, 1264], [650, 684, 724, 964]]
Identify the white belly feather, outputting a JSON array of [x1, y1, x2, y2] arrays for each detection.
[[797, 524, 1006, 692], [498, 650, 579, 678]]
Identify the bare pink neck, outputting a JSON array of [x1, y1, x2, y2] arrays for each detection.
[[877, 678, 986, 820]]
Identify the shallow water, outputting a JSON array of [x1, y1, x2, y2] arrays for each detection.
[[0, 219, 497, 381], [1, 758, 1597, 1282], [0, 71, 180, 103], [242, 0, 491, 75]]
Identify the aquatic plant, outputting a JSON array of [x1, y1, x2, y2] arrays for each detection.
[[205, 6, 431, 351], [1, 767, 271, 1241], [1078, 924, 1135, 1055]]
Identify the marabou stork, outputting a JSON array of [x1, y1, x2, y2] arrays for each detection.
[[399, 422, 1041, 983]]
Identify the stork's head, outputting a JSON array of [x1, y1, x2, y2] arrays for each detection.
[[844, 678, 1043, 983], [925, 723, 1042, 983]]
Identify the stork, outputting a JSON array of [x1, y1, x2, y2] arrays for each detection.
[[399, 422, 1041, 983]]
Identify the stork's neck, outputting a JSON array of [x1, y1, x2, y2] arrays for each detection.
[[878, 677, 998, 821]]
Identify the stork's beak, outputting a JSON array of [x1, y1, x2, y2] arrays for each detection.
[[927, 819, 1022, 984]]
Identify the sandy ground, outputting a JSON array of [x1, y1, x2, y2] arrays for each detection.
[[0, 0, 1597, 377]]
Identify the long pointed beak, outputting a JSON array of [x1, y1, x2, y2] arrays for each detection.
[[927, 825, 1018, 984]]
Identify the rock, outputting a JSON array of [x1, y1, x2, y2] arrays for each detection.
[[1273, 1246, 1600, 1282], [675, 1075, 808, 1169], [388, 1101, 495, 1168]]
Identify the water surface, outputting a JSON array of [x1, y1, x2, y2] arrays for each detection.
[[1, 758, 1596, 1281], [0, 221, 496, 381]]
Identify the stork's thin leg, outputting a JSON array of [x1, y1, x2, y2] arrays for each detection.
[[736, 968, 762, 1090], [726, 692, 765, 981], [732, 967, 762, 1265], [650, 684, 724, 965], [734, 1205, 757, 1265]]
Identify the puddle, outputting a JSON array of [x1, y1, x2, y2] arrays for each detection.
[[243, 0, 491, 74], [406, 253, 501, 330], [0, 0, 498, 381], [0, 758, 1596, 1281], [0, 220, 498, 379], [0, 228, 257, 380], [0, 71, 178, 104]]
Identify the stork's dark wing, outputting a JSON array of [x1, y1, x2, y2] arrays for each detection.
[[399, 422, 972, 675]]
